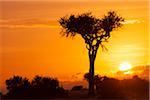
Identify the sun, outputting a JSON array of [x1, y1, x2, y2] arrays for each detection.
[[119, 62, 132, 71]]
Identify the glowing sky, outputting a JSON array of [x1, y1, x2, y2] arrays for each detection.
[[0, 0, 149, 93]]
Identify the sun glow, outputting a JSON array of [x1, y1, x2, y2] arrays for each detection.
[[119, 62, 132, 71]]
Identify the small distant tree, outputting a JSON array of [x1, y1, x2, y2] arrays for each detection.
[[59, 11, 124, 96]]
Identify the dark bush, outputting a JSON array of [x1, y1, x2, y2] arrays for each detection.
[[4, 75, 68, 99], [71, 85, 83, 91]]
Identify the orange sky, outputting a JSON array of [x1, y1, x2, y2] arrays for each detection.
[[0, 0, 149, 93]]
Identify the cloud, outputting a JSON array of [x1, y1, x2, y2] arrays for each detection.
[[0, 24, 60, 28], [0, 18, 60, 28], [131, 65, 149, 78], [122, 19, 144, 24], [115, 65, 149, 80], [0, 18, 143, 29]]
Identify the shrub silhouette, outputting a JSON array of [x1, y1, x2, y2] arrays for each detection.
[[59, 11, 124, 96], [71, 85, 83, 91], [121, 75, 149, 99], [5, 76, 30, 98], [4, 75, 68, 99], [92, 75, 149, 99], [30, 75, 67, 98], [99, 77, 123, 98]]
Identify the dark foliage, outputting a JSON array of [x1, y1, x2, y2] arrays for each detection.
[[1, 75, 149, 99], [5, 76, 30, 98], [3, 75, 68, 99], [99, 77, 124, 98], [84, 74, 149, 99], [121, 75, 149, 99], [0, 92, 2, 99]]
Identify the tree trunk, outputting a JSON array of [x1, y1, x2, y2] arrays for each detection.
[[88, 52, 95, 97]]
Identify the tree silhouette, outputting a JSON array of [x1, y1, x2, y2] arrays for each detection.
[[59, 11, 124, 96], [29, 75, 68, 98], [5, 76, 30, 98]]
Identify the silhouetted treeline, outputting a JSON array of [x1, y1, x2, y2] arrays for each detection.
[[1, 75, 149, 99], [2, 75, 68, 99], [84, 73, 149, 99]]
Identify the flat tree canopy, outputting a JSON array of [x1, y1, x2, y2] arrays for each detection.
[[59, 11, 124, 96]]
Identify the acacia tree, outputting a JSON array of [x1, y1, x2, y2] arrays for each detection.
[[59, 11, 124, 96]]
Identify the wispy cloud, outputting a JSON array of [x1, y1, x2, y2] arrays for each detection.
[[0, 24, 60, 28], [0, 18, 60, 28], [123, 19, 144, 24], [0, 18, 143, 29]]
